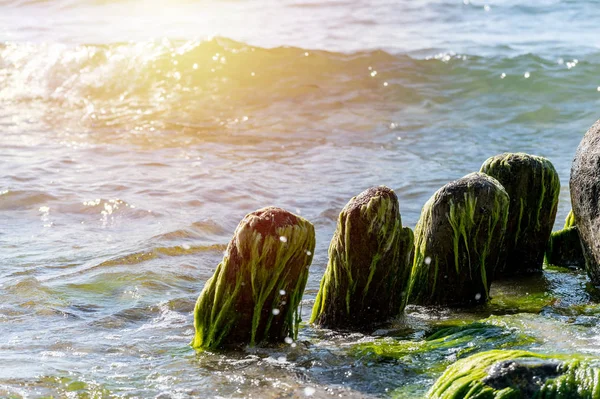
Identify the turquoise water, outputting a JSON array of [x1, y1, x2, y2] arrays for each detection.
[[2, 0, 600, 397]]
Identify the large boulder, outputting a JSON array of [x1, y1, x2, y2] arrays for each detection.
[[545, 210, 585, 269], [571, 120, 600, 283], [192, 207, 315, 350], [310, 186, 414, 329], [428, 349, 600, 398], [480, 152, 560, 275], [407, 173, 509, 306]]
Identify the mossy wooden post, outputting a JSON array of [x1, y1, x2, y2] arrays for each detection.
[[192, 207, 315, 350], [407, 173, 509, 306], [480, 153, 560, 275], [310, 186, 414, 329], [428, 349, 600, 398], [545, 210, 585, 268], [571, 120, 600, 283]]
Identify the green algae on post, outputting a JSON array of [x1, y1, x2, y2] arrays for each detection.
[[545, 210, 585, 269], [311, 186, 414, 329], [407, 173, 509, 306], [480, 152, 560, 275], [192, 207, 315, 350], [427, 349, 600, 398]]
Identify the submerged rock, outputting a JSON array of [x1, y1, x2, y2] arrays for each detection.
[[545, 210, 585, 269], [351, 321, 536, 368], [310, 186, 414, 329], [428, 349, 600, 398], [480, 152, 560, 275], [192, 207, 315, 350], [571, 120, 600, 283], [407, 173, 509, 306]]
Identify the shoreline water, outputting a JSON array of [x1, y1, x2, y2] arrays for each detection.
[[3, 0, 600, 396]]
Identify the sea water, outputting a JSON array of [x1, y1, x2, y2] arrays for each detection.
[[2, 0, 600, 397]]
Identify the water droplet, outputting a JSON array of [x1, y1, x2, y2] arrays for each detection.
[[305, 250, 312, 256], [397, 136, 402, 140], [182, 244, 191, 250], [304, 387, 316, 396], [272, 308, 280, 315], [193, 63, 198, 69], [484, 4, 491, 11], [424, 256, 432, 265], [500, 73, 506, 79], [558, 58, 564, 65], [475, 293, 482, 301], [370, 71, 378, 77], [291, 343, 297, 348], [284, 337, 293, 344], [279, 289, 286, 295], [279, 236, 288, 243], [524, 72, 530, 78], [597, 86, 600, 92], [383, 81, 388, 86], [251, 72, 255, 76], [304, 52, 309, 56]]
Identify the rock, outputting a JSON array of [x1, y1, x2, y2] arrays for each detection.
[[407, 172, 509, 306], [571, 120, 600, 283], [427, 349, 600, 398], [192, 207, 315, 350], [480, 152, 560, 275], [310, 186, 414, 329], [545, 210, 585, 269]]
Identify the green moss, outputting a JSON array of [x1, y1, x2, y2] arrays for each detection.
[[311, 186, 413, 329], [565, 210, 576, 229], [192, 207, 315, 350], [351, 320, 537, 374], [488, 290, 554, 314], [487, 273, 555, 314], [407, 173, 509, 306], [480, 153, 560, 274], [427, 349, 600, 398]]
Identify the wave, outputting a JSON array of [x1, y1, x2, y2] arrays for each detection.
[[2, 37, 600, 146]]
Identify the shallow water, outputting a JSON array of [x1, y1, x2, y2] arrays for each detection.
[[2, 0, 600, 397]]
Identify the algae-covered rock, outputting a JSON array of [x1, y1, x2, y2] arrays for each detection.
[[407, 173, 509, 306], [428, 349, 600, 398], [480, 152, 560, 275], [192, 207, 315, 350], [545, 210, 585, 269], [311, 186, 414, 329], [352, 322, 536, 371], [571, 120, 600, 284]]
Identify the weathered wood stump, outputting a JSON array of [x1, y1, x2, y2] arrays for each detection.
[[407, 173, 509, 306], [480, 152, 560, 275], [310, 186, 414, 329], [545, 210, 585, 269], [192, 207, 315, 350]]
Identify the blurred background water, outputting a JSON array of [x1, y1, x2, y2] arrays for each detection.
[[2, 0, 600, 397]]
